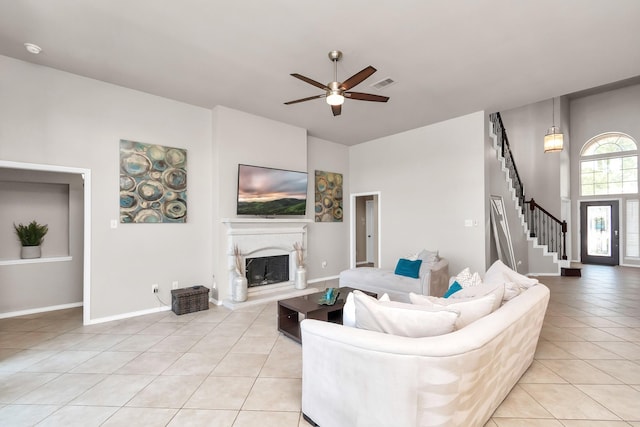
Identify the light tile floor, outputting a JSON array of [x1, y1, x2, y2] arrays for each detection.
[[0, 264, 638, 426]]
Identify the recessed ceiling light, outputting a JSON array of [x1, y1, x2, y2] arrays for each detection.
[[24, 43, 42, 55]]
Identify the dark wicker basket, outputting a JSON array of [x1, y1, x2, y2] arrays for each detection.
[[171, 286, 210, 315]]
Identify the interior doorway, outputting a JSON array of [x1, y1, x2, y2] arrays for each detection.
[[350, 192, 380, 268], [580, 200, 619, 265]]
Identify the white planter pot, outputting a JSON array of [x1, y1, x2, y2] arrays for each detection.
[[232, 274, 248, 302], [21, 246, 41, 259], [295, 266, 307, 290]]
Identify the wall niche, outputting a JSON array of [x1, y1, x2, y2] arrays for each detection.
[[0, 179, 70, 260]]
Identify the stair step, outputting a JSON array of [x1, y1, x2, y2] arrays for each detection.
[[561, 267, 582, 277]]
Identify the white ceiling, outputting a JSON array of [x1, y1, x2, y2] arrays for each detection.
[[1, 0, 639, 145]]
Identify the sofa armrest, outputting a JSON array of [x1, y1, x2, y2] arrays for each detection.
[[421, 258, 449, 297]]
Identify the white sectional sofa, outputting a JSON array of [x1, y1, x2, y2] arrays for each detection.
[[300, 283, 550, 427], [338, 258, 450, 302]]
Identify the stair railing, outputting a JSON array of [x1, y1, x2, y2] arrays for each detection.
[[489, 113, 525, 214], [525, 199, 568, 260], [490, 112, 568, 261]]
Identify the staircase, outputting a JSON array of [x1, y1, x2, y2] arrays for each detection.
[[489, 113, 570, 275]]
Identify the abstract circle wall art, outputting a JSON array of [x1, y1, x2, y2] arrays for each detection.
[[119, 139, 187, 223], [315, 170, 343, 222]]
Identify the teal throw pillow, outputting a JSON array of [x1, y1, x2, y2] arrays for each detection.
[[394, 258, 422, 279], [444, 281, 463, 298]]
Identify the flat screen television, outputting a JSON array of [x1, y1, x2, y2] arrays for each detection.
[[237, 164, 308, 216]]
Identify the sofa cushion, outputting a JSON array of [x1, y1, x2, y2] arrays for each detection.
[[353, 290, 458, 337], [394, 258, 422, 279], [409, 292, 497, 329], [448, 282, 505, 311], [484, 260, 538, 301], [343, 291, 390, 328], [484, 260, 539, 288]]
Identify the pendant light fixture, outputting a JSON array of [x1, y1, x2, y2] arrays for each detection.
[[544, 97, 564, 153]]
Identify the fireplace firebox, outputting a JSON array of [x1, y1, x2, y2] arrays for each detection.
[[246, 255, 290, 287]]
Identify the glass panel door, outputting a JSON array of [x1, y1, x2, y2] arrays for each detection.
[[587, 205, 611, 257], [580, 201, 619, 265]]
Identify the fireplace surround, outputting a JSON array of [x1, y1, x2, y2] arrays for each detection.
[[221, 218, 315, 308]]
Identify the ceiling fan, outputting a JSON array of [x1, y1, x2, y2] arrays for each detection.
[[284, 50, 390, 116]]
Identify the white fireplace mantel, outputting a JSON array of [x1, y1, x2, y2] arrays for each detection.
[[222, 217, 312, 230], [221, 218, 316, 309]]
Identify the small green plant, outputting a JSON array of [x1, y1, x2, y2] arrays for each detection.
[[13, 220, 48, 247]]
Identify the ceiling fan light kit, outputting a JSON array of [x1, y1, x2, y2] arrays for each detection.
[[326, 82, 344, 106], [285, 50, 389, 116]]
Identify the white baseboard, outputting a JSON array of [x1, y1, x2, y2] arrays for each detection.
[[87, 305, 170, 325], [308, 275, 339, 283], [0, 302, 83, 319]]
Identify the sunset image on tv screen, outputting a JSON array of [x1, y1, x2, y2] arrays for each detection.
[[237, 165, 307, 215]]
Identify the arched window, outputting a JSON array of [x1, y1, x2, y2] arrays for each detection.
[[580, 132, 638, 196]]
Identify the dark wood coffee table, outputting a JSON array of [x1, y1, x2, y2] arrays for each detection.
[[277, 287, 376, 343]]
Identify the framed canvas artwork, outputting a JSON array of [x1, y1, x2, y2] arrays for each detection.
[[119, 139, 187, 223], [315, 170, 343, 222]]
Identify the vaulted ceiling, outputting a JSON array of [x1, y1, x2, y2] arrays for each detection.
[[1, 0, 639, 145]]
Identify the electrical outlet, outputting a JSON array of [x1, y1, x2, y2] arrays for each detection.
[[152, 284, 159, 293], [322, 261, 327, 268], [172, 281, 179, 289]]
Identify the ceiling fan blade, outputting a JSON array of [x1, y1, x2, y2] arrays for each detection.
[[291, 73, 330, 90], [339, 66, 377, 90], [345, 92, 390, 102], [331, 104, 342, 116], [284, 94, 326, 105]]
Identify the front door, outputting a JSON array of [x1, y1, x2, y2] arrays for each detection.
[[580, 201, 619, 265]]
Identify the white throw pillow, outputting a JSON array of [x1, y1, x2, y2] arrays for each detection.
[[455, 267, 483, 288], [343, 291, 390, 328], [353, 291, 458, 337], [484, 260, 539, 288], [447, 282, 505, 312], [409, 292, 497, 329]]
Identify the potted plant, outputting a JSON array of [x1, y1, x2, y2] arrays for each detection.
[[13, 220, 48, 259]]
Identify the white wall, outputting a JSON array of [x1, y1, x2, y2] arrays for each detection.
[[210, 109, 351, 302], [499, 100, 565, 216], [349, 111, 487, 275], [211, 106, 308, 302], [306, 136, 350, 279], [0, 56, 213, 320], [569, 83, 640, 266]]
